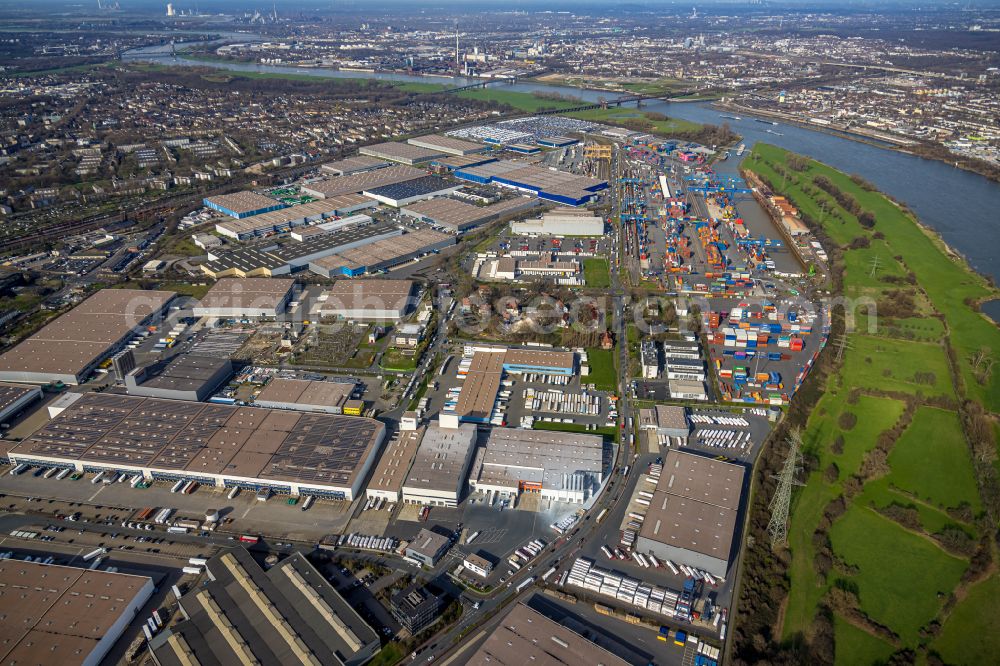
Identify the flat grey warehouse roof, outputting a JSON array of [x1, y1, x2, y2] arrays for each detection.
[[127, 354, 232, 395], [10, 393, 384, 491], [254, 378, 354, 411], [204, 191, 282, 215], [197, 277, 294, 310], [638, 450, 745, 565], [0, 288, 175, 382], [467, 602, 629, 666], [653, 448, 744, 510], [302, 165, 427, 198]]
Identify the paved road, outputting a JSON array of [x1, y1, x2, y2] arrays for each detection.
[[410, 144, 669, 665]]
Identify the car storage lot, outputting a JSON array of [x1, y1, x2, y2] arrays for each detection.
[[0, 465, 354, 542]]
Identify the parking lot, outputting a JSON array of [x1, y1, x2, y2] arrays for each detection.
[[483, 227, 612, 261], [0, 466, 356, 542]]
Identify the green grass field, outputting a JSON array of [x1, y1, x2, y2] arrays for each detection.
[[829, 506, 968, 644], [455, 89, 579, 112], [583, 258, 611, 288], [857, 477, 971, 536], [585, 348, 618, 392], [532, 420, 618, 442], [745, 143, 1000, 411], [833, 616, 895, 666], [750, 143, 999, 661], [886, 407, 982, 512], [564, 107, 703, 136], [932, 573, 1000, 664], [380, 348, 418, 372], [841, 335, 953, 398], [783, 393, 907, 640]]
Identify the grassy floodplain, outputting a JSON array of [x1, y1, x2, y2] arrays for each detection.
[[738, 144, 1000, 665], [564, 107, 703, 136]]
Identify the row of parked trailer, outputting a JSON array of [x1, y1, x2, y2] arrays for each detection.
[[603, 540, 720, 586], [689, 413, 751, 426], [567, 557, 685, 619], [520, 373, 572, 385], [170, 479, 200, 494], [1, 551, 58, 565], [336, 533, 400, 553], [523, 389, 602, 416], [362, 496, 394, 512], [694, 428, 753, 451], [508, 539, 546, 571], [141, 608, 166, 643], [651, 433, 687, 448], [9, 530, 38, 540]]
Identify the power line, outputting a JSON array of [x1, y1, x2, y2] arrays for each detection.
[[766, 428, 805, 548]]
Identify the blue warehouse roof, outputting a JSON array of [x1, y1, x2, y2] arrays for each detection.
[[364, 175, 457, 201]]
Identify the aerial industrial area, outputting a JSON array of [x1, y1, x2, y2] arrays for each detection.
[[0, 2, 998, 666]]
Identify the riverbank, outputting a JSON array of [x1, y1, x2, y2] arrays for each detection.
[[713, 100, 908, 148], [527, 72, 722, 102], [733, 143, 1000, 666], [715, 100, 1000, 186]]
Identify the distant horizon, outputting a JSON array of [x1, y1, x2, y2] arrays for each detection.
[[5, 0, 1000, 12]]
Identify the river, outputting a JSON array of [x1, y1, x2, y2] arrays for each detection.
[[124, 44, 1000, 288]]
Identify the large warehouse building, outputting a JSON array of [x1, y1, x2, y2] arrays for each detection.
[[455, 160, 608, 206], [441, 346, 576, 428], [400, 196, 539, 233], [8, 393, 385, 500], [215, 196, 377, 241], [0, 288, 176, 385], [470, 428, 604, 504], [363, 175, 462, 208], [407, 134, 486, 157], [252, 378, 357, 414], [204, 191, 285, 219], [365, 427, 423, 503], [401, 422, 477, 507], [301, 165, 427, 199], [317, 279, 416, 321], [510, 208, 605, 236], [201, 223, 402, 278], [124, 354, 233, 402], [466, 602, 630, 666], [192, 277, 295, 318], [321, 155, 391, 176], [359, 141, 444, 165], [0, 560, 154, 666], [634, 450, 746, 578], [0, 383, 43, 424], [151, 548, 379, 666], [308, 227, 454, 278]]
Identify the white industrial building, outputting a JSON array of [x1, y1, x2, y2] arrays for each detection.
[[669, 379, 708, 401], [470, 428, 604, 504], [509, 208, 604, 236], [317, 279, 416, 321], [463, 553, 493, 578], [635, 450, 745, 578], [401, 423, 477, 507], [192, 278, 295, 319]]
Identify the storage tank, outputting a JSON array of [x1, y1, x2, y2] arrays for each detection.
[[204, 508, 220, 524]]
